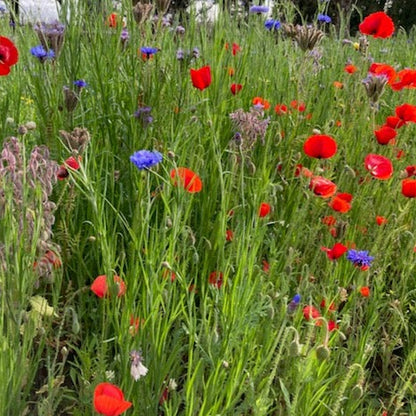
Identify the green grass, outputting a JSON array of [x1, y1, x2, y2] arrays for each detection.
[[1, 1, 416, 415]]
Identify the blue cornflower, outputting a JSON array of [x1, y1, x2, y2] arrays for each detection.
[[140, 46, 159, 60], [265, 19, 281, 30], [30, 45, 55, 62], [287, 294, 301, 314], [130, 150, 162, 170], [317, 14, 332, 24], [249, 5, 269, 13], [73, 79, 88, 88], [346, 249, 374, 269]]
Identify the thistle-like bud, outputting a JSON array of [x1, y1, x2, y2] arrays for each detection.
[[362, 74, 388, 108], [133, 2, 153, 25]]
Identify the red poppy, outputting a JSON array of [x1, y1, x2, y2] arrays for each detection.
[[303, 134, 337, 159], [359, 11, 394, 38], [262, 260, 270, 273], [303, 305, 321, 321], [321, 242, 347, 260], [395, 103, 416, 127], [328, 320, 339, 332], [402, 178, 416, 198], [230, 83, 243, 95], [360, 286, 370, 297], [328, 192, 352, 213], [309, 176, 337, 198], [391, 69, 416, 91], [320, 299, 336, 312], [374, 125, 397, 145], [208, 271, 223, 289], [322, 215, 336, 226], [333, 81, 344, 89], [225, 42, 241, 55], [258, 202, 271, 217], [91, 275, 126, 298], [43, 250, 62, 268], [0, 36, 19, 76], [344, 64, 357, 74], [252, 96, 270, 109], [65, 156, 81, 170], [376, 215, 387, 225], [170, 167, 202, 193], [107, 13, 119, 28], [369, 63, 396, 84], [290, 100, 306, 112], [225, 229, 234, 241], [364, 154, 393, 180], [295, 164, 313, 178], [93, 382, 132, 416], [274, 104, 288, 115], [404, 165, 416, 177], [190, 66, 212, 91]]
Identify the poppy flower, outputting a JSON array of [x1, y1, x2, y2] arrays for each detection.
[[252, 96, 270, 109], [360, 286, 370, 297], [57, 156, 81, 180], [364, 154, 393, 180], [93, 382, 132, 416], [303, 134, 337, 159], [322, 215, 336, 226], [404, 165, 416, 177], [225, 229, 234, 241], [274, 104, 288, 115], [369, 63, 396, 84], [303, 305, 321, 321], [170, 167, 202, 193], [359, 11, 394, 39], [394, 103, 416, 126], [328, 192, 352, 213], [190, 65, 212, 91], [321, 242, 347, 260], [376, 215, 387, 225], [391, 69, 416, 91], [401, 178, 416, 198], [258, 202, 271, 217], [374, 125, 397, 145], [91, 275, 126, 298], [290, 100, 306, 112], [208, 271, 223, 289], [320, 299, 336, 312], [333, 81, 343, 89], [226, 42, 240, 55], [230, 83, 243, 95], [0, 36, 19, 76], [328, 320, 339, 332], [309, 176, 337, 198], [344, 64, 357, 74]]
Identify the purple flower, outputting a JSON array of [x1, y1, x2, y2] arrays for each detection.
[[346, 249, 374, 269], [130, 150, 162, 170], [265, 19, 281, 30], [130, 350, 148, 381], [30, 45, 55, 62], [249, 5, 269, 13], [73, 79, 87, 88], [317, 14, 332, 23], [134, 106, 153, 126], [140, 46, 159, 59], [287, 294, 301, 314]]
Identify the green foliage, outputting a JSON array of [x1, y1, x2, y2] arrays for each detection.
[[0, 1, 416, 415]]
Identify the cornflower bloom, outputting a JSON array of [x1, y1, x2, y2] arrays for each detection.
[[265, 19, 281, 30], [250, 5, 269, 13], [30, 45, 55, 62], [317, 14, 331, 23], [130, 150, 162, 170], [346, 249, 374, 270]]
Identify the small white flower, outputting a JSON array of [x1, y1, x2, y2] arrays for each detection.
[[130, 350, 148, 381]]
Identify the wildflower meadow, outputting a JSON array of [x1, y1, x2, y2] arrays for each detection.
[[1, 0, 416, 415]]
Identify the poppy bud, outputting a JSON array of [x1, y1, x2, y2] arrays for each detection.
[[316, 345, 330, 361]]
